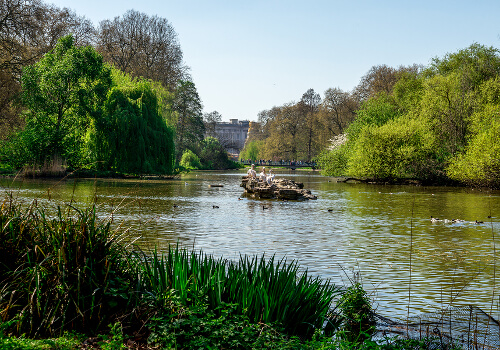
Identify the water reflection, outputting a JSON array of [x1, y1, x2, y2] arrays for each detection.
[[1, 171, 499, 321]]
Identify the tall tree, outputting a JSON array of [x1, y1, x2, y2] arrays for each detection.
[[172, 80, 204, 160], [354, 64, 422, 102], [203, 110, 222, 138], [319, 87, 358, 140], [97, 10, 185, 91], [300, 88, 321, 161], [20, 35, 111, 166], [261, 103, 305, 160], [0, 0, 94, 136]]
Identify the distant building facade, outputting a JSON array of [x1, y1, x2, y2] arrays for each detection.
[[212, 119, 250, 156]]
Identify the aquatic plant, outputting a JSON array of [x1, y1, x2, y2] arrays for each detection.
[[0, 196, 134, 337], [136, 246, 342, 339]]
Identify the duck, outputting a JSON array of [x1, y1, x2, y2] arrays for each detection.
[[213, 205, 219, 209], [327, 209, 333, 212], [173, 204, 178, 208], [262, 205, 269, 210], [475, 220, 484, 224], [430, 216, 441, 223]]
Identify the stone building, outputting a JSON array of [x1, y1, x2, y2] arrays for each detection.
[[213, 119, 250, 156]]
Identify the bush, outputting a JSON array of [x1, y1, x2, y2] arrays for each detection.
[[338, 283, 376, 343], [316, 145, 349, 177], [179, 149, 202, 170], [346, 117, 437, 180], [199, 136, 233, 169]]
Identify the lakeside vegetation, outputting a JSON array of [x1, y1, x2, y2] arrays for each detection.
[[0, 1, 238, 177], [240, 45, 500, 187], [2, 0, 500, 185], [0, 197, 467, 349]]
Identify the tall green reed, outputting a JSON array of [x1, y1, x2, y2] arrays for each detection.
[[0, 196, 134, 337], [135, 245, 342, 339]]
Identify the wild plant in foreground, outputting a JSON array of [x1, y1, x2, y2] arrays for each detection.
[[0, 197, 134, 337], [136, 246, 342, 339]]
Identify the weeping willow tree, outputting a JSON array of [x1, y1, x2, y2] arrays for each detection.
[[90, 70, 176, 174]]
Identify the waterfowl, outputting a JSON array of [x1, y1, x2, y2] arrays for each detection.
[[213, 205, 219, 209], [262, 205, 269, 210], [475, 220, 484, 224], [173, 204, 178, 208], [327, 209, 333, 212], [430, 216, 441, 223]]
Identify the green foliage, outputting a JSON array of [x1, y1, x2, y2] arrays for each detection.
[[180, 149, 202, 169], [347, 118, 437, 180], [239, 139, 263, 161], [426, 43, 500, 90], [98, 322, 127, 350], [136, 246, 342, 340], [319, 44, 500, 184], [2, 36, 176, 175], [338, 283, 376, 343], [393, 72, 424, 112], [96, 71, 176, 174], [447, 104, 500, 186], [199, 136, 234, 169], [316, 145, 349, 177], [19, 35, 112, 168], [172, 80, 205, 160], [148, 302, 286, 349], [346, 94, 401, 142], [0, 197, 134, 337]]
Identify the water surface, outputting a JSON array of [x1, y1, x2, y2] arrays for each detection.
[[2, 170, 499, 320]]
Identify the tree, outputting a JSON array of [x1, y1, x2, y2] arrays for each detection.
[[20, 35, 112, 167], [97, 70, 176, 174], [347, 118, 437, 180], [447, 79, 500, 186], [317, 87, 358, 148], [262, 103, 305, 160], [180, 149, 202, 169], [354, 64, 423, 102], [97, 10, 185, 91], [299, 88, 321, 161], [199, 136, 232, 169], [0, 0, 94, 137], [172, 80, 204, 160], [203, 110, 222, 138], [239, 139, 263, 161]]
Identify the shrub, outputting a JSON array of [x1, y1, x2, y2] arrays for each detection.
[[338, 283, 376, 343], [179, 149, 202, 170]]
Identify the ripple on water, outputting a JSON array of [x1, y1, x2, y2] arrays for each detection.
[[1, 173, 499, 320]]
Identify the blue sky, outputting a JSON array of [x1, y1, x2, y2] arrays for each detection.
[[49, 0, 500, 121]]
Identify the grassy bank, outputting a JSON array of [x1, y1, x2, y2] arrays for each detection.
[[0, 196, 463, 349]]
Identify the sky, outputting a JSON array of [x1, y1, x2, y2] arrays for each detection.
[[48, 0, 500, 122]]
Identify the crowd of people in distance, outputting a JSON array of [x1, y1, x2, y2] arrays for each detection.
[[247, 164, 275, 185], [241, 159, 316, 167]]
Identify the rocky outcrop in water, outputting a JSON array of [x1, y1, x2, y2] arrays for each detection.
[[240, 176, 317, 200]]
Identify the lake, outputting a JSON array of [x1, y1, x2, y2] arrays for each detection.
[[2, 169, 499, 321]]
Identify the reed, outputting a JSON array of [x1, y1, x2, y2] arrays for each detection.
[[135, 246, 342, 339], [0, 196, 134, 337], [1, 196, 342, 340]]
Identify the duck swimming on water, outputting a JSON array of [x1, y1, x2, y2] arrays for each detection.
[[430, 216, 441, 223]]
